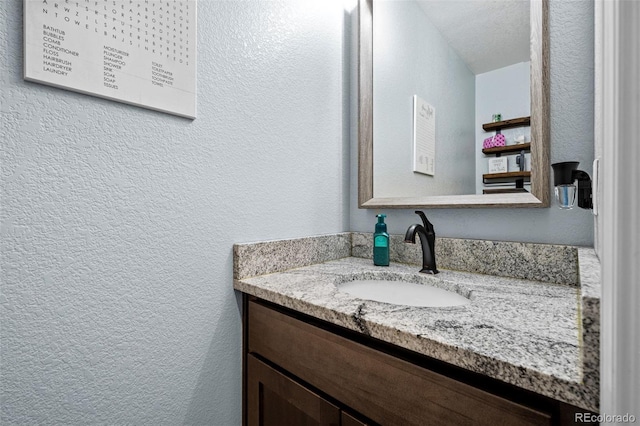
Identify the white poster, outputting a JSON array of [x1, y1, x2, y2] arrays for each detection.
[[24, 0, 197, 118], [413, 95, 435, 176]]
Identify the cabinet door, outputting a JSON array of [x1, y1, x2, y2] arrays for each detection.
[[247, 355, 340, 426]]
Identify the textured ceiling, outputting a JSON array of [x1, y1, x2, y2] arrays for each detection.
[[416, 0, 530, 74]]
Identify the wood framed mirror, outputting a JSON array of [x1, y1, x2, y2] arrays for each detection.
[[358, 0, 549, 208]]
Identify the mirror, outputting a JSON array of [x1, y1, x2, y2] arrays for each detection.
[[358, 0, 550, 208]]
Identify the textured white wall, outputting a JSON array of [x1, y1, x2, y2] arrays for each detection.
[[351, 0, 595, 246], [1, 0, 349, 424], [373, 0, 476, 198]]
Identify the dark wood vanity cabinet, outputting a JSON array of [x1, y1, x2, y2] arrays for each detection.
[[242, 296, 589, 426]]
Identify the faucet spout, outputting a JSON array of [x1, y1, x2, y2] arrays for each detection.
[[404, 211, 439, 274]]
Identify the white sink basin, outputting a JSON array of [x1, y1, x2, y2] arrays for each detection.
[[338, 279, 471, 307]]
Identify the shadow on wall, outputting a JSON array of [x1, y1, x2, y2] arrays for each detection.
[[183, 291, 243, 425]]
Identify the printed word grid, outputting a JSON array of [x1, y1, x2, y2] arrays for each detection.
[[25, 0, 197, 118]]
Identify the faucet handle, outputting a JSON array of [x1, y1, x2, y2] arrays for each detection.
[[414, 211, 435, 234]]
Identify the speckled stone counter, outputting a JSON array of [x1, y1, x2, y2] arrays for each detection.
[[233, 234, 600, 412]]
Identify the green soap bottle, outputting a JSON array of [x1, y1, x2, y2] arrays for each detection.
[[373, 214, 390, 266]]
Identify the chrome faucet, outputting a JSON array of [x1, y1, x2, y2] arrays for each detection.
[[404, 211, 439, 274]]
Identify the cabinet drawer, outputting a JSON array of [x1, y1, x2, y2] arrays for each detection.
[[248, 300, 552, 426]]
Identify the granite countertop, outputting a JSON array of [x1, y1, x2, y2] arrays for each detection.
[[233, 233, 600, 412]]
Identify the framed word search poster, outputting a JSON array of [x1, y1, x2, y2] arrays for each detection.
[[24, 0, 197, 119]]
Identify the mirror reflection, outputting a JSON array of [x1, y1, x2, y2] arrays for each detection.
[[373, 0, 532, 198]]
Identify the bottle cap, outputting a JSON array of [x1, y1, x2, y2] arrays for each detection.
[[375, 214, 387, 233]]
